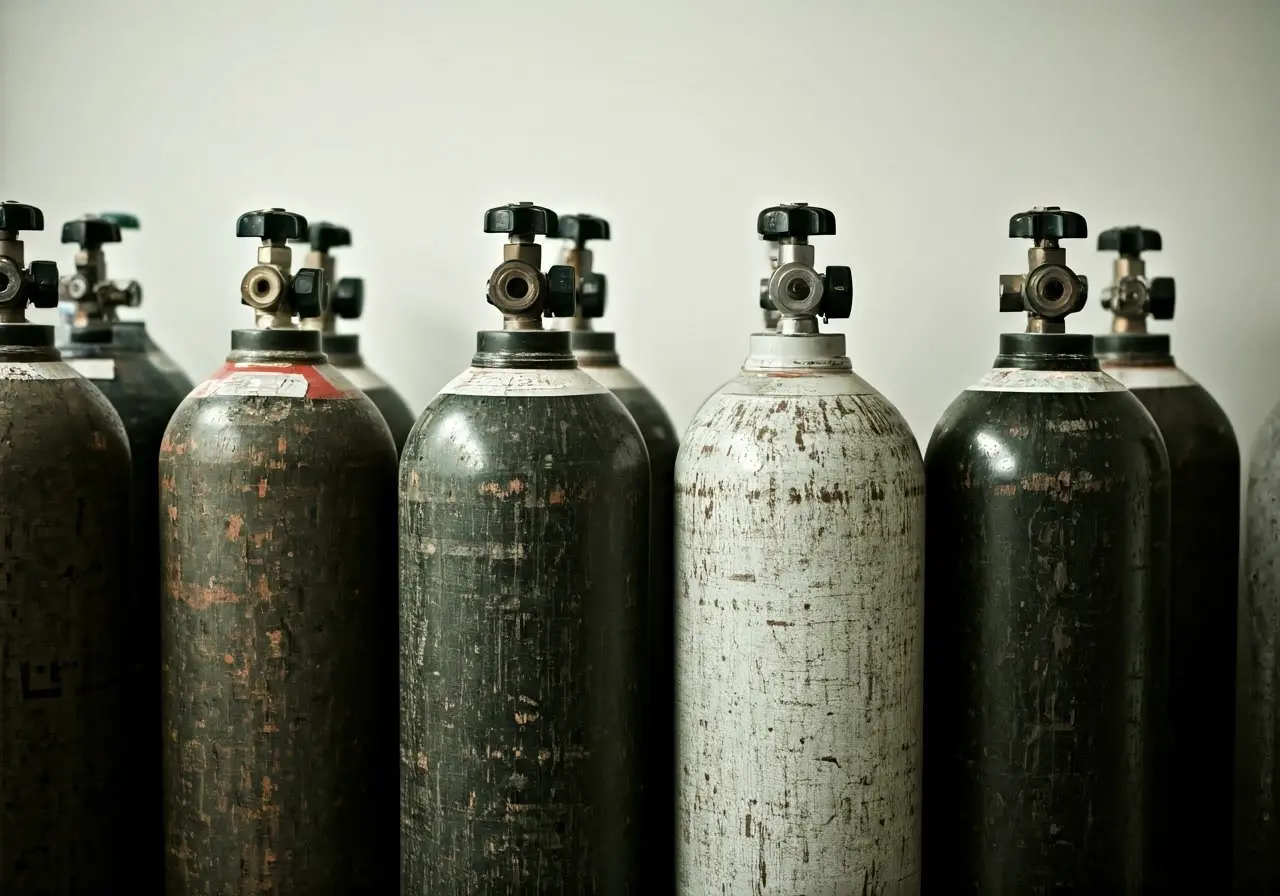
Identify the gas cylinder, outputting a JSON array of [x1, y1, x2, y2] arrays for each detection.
[[56, 212, 194, 881], [160, 208, 398, 893], [0, 200, 135, 890], [399, 202, 651, 894], [675, 202, 925, 893], [923, 207, 1171, 891], [1090, 225, 1239, 889], [295, 220, 416, 451], [551, 212, 679, 883]]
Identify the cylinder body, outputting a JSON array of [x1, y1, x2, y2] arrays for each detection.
[[0, 330, 134, 891], [1096, 335, 1239, 890], [923, 336, 1171, 892], [160, 333, 399, 893], [571, 331, 679, 889], [399, 330, 651, 894], [325, 333, 414, 452], [60, 321, 194, 885], [675, 331, 925, 894]]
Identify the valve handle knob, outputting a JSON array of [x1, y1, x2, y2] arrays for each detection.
[[485, 203, 559, 236], [291, 268, 326, 319], [305, 221, 352, 253], [1009, 207, 1088, 241], [237, 208, 308, 242], [61, 216, 122, 250], [332, 277, 364, 319], [560, 214, 610, 246], [99, 212, 139, 230], [1098, 226, 1162, 256], [757, 203, 836, 239], [0, 201, 45, 233]]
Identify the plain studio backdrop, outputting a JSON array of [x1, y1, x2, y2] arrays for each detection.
[[2, 0, 1277, 452]]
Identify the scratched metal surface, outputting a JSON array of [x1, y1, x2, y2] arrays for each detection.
[[0, 357, 134, 891], [60, 329, 192, 888], [399, 364, 651, 895], [1238, 397, 1280, 891], [923, 378, 1171, 892], [1102, 366, 1239, 891], [159, 359, 398, 894], [674, 366, 925, 896]]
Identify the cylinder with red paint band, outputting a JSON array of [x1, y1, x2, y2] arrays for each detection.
[[159, 208, 398, 893]]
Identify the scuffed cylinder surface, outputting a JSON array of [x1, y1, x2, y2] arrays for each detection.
[[1102, 363, 1239, 891], [0, 354, 134, 891], [923, 367, 1171, 892], [326, 348, 414, 453], [1239, 398, 1280, 890], [60, 326, 194, 887], [675, 361, 925, 894], [160, 353, 398, 894], [399, 365, 651, 895], [579, 362, 680, 890]]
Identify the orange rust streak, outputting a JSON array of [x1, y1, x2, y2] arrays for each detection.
[[257, 478, 268, 498], [277, 435, 287, 453], [173, 583, 242, 609], [227, 514, 243, 541]]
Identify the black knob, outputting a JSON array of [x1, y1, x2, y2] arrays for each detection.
[[1150, 277, 1176, 320], [307, 221, 352, 253], [757, 203, 836, 239], [28, 260, 60, 308], [579, 273, 607, 318], [61, 216, 122, 250], [290, 268, 326, 319], [822, 266, 854, 319], [545, 264, 577, 317], [0, 201, 45, 232], [237, 208, 308, 242], [332, 277, 364, 319], [1009, 207, 1087, 241], [100, 212, 139, 230], [1098, 226, 1162, 256], [485, 203, 559, 237], [560, 214, 610, 246]]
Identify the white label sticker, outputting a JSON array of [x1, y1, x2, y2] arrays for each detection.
[[66, 358, 117, 380], [0, 362, 80, 381], [339, 366, 389, 391], [201, 372, 309, 398]]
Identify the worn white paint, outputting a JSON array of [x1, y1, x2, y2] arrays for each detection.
[[439, 365, 607, 398], [0, 361, 80, 381], [194, 372, 309, 398], [967, 367, 1128, 393], [65, 358, 117, 381], [336, 364, 390, 392], [577, 361, 644, 392], [1100, 362, 1198, 390], [675, 335, 925, 894]]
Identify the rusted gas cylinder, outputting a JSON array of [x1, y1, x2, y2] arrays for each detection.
[[56, 212, 194, 885], [294, 220, 415, 451], [0, 200, 135, 891], [399, 202, 651, 894], [551, 212, 679, 885], [1089, 225, 1240, 891], [675, 203, 925, 893], [160, 208, 398, 894], [923, 207, 1172, 892]]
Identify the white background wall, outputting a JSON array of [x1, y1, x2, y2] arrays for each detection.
[[2, 0, 1278, 449]]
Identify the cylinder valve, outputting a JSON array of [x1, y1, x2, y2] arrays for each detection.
[[60, 213, 143, 325], [1098, 226, 1174, 334], [293, 221, 363, 332], [558, 213, 609, 330], [757, 202, 853, 334], [0, 201, 60, 324], [484, 202, 577, 330], [999, 207, 1089, 334], [237, 208, 327, 329]]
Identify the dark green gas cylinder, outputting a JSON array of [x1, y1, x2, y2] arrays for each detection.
[[923, 208, 1172, 892], [293, 220, 415, 451], [56, 212, 193, 884], [160, 208, 398, 894], [551, 213, 678, 885], [1090, 226, 1239, 891], [399, 202, 651, 894], [0, 201, 135, 890]]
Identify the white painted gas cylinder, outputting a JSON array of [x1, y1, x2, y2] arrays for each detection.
[[674, 330, 924, 895]]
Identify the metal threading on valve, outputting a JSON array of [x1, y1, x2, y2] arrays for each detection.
[[998, 206, 1089, 334]]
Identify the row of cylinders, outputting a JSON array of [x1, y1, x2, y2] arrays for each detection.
[[0, 199, 1271, 893]]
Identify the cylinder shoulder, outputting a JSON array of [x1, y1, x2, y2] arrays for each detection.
[[678, 371, 922, 481], [0, 372, 131, 464], [927, 386, 1169, 482], [1127, 381, 1238, 465]]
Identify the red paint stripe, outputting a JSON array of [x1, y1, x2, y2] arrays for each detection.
[[194, 362, 357, 400]]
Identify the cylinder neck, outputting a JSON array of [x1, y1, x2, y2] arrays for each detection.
[[743, 331, 850, 371], [0, 322, 59, 360], [567, 330, 618, 366], [230, 328, 322, 355], [472, 328, 576, 369], [1094, 331, 1172, 364], [994, 332, 1099, 371]]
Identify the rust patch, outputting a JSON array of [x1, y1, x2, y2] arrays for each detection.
[[479, 479, 525, 499], [257, 478, 268, 498], [90, 430, 108, 450], [993, 484, 1017, 496], [549, 488, 566, 505], [168, 504, 178, 521], [277, 435, 288, 453], [174, 583, 241, 610], [226, 514, 243, 541]]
